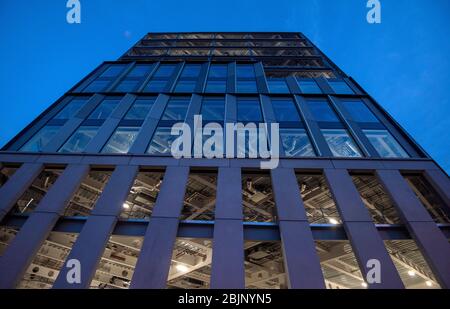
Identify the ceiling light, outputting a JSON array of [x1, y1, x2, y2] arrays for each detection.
[[361, 282, 368, 288], [176, 264, 189, 272], [407, 270, 416, 277], [425, 281, 432, 287], [123, 203, 130, 209], [328, 218, 339, 225]]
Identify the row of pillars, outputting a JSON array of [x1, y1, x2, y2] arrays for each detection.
[[0, 162, 449, 289]]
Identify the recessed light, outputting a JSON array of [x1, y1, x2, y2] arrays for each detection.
[[425, 281, 433, 287], [123, 203, 130, 209], [407, 270, 416, 277], [176, 264, 189, 272], [328, 218, 339, 225]]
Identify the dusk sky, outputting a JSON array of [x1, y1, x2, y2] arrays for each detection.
[[0, 0, 449, 172]]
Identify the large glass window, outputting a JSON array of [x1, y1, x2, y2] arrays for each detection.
[[102, 127, 140, 154], [161, 97, 190, 121], [205, 64, 227, 93], [124, 98, 155, 120], [201, 97, 225, 121], [82, 64, 126, 92], [20, 125, 60, 152], [297, 80, 322, 94], [53, 98, 88, 120], [147, 127, 177, 155], [88, 99, 120, 120], [143, 64, 177, 92], [267, 78, 290, 93], [307, 100, 340, 122], [280, 128, 315, 157], [272, 98, 301, 122], [322, 129, 362, 157], [59, 126, 99, 153], [242, 172, 276, 222], [174, 64, 201, 92], [237, 98, 262, 122], [363, 130, 409, 158], [341, 100, 379, 123], [236, 64, 257, 93], [328, 80, 354, 94]]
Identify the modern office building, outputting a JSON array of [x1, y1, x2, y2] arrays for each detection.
[[0, 32, 449, 289]]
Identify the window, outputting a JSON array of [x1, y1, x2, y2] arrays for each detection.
[[322, 129, 362, 157], [114, 64, 154, 92], [174, 64, 202, 92], [236, 64, 257, 93], [143, 64, 176, 92], [102, 127, 140, 153], [201, 97, 225, 121], [237, 98, 262, 122], [161, 97, 190, 121], [205, 64, 227, 93], [53, 98, 88, 119], [82, 64, 126, 92], [124, 98, 155, 120], [272, 98, 301, 122], [267, 78, 290, 93], [363, 130, 409, 158], [88, 99, 120, 120], [328, 81, 354, 94], [59, 126, 99, 153], [147, 127, 177, 155], [297, 80, 322, 94], [306, 100, 340, 122], [341, 100, 379, 123], [20, 125, 60, 152], [280, 128, 315, 157]]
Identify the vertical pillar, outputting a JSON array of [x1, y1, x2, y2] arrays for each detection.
[[52, 165, 138, 289], [422, 169, 450, 209], [271, 168, 325, 288], [210, 167, 245, 289], [0, 165, 89, 288], [130, 166, 190, 289], [376, 169, 450, 288], [324, 169, 404, 289]]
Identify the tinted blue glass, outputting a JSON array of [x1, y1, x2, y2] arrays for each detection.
[[237, 80, 258, 93], [272, 99, 301, 122], [144, 80, 167, 92], [99, 65, 126, 78], [268, 80, 290, 93], [88, 99, 120, 120], [298, 80, 322, 94], [306, 100, 340, 122], [59, 126, 99, 153], [153, 65, 176, 78], [162, 98, 190, 120], [201, 98, 225, 121], [115, 80, 140, 92], [180, 64, 201, 78], [329, 81, 354, 94], [363, 130, 409, 158], [205, 80, 226, 93], [208, 65, 227, 78], [174, 80, 196, 92], [20, 125, 60, 152], [124, 99, 155, 120], [147, 127, 177, 155], [102, 127, 140, 154], [236, 65, 255, 78], [341, 100, 379, 123], [322, 129, 362, 157], [54, 99, 87, 119], [280, 128, 315, 157], [127, 64, 153, 77], [237, 99, 262, 122], [84, 80, 110, 92]]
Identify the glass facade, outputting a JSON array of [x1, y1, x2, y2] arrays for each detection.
[[59, 126, 99, 153]]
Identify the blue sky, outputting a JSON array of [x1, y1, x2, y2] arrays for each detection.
[[0, 0, 449, 172]]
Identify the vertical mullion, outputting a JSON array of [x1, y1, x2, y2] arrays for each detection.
[[324, 169, 405, 289], [376, 169, 450, 288], [271, 168, 325, 288], [0, 164, 89, 288], [210, 167, 245, 288], [130, 166, 190, 288], [52, 165, 139, 289]]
